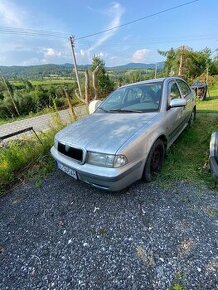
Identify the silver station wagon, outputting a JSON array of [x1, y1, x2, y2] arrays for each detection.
[[51, 77, 196, 191]]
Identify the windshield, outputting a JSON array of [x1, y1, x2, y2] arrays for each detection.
[[97, 82, 163, 113]]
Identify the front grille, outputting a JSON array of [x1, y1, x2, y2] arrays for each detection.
[[58, 142, 83, 162]]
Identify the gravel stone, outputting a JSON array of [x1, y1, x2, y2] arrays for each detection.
[[0, 170, 217, 289]]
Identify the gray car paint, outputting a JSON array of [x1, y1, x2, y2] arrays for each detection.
[[51, 77, 196, 191]]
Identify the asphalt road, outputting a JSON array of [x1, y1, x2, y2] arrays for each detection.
[[0, 106, 87, 139], [0, 171, 218, 290]]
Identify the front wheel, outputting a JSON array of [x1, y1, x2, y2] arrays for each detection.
[[142, 139, 165, 182]]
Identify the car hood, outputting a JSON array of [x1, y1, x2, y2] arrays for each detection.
[[56, 112, 157, 153]]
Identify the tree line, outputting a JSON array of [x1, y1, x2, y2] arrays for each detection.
[[0, 46, 218, 120]]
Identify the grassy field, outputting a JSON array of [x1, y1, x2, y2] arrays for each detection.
[[196, 84, 218, 113], [30, 79, 74, 85], [0, 135, 53, 193], [12, 79, 74, 86], [159, 113, 218, 187]]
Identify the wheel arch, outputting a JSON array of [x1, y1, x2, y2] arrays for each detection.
[[140, 133, 167, 178], [142, 136, 166, 182], [158, 134, 168, 150]]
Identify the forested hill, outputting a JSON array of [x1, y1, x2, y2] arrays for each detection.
[[0, 62, 164, 80]]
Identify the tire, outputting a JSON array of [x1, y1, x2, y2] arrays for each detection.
[[188, 107, 196, 126], [142, 139, 165, 182]]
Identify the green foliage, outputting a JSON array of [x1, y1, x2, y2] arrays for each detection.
[[123, 69, 154, 84], [159, 48, 177, 76], [0, 79, 77, 119], [0, 64, 75, 80], [91, 56, 105, 72], [91, 56, 114, 97], [159, 46, 218, 80]]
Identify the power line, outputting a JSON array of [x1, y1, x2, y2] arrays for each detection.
[[79, 36, 218, 48], [0, 26, 68, 38], [75, 0, 200, 40], [0, 0, 199, 40]]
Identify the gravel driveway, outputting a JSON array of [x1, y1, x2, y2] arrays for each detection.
[[0, 170, 217, 290]]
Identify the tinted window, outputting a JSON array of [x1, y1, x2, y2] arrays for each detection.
[[177, 79, 191, 97]]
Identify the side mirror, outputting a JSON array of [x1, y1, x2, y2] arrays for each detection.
[[89, 100, 102, 114], [169, 98, 187, 108]]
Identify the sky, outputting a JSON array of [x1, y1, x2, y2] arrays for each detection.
[[0, 0, 217, 67]]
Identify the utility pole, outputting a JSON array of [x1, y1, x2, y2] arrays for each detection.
[[69, 36, 83, 99], [154, 63, 158, 79], [206, 65, 210, 97], [0, 72, 20, 116], [178, 45, 185, 76], [206, 66, 209, 84]]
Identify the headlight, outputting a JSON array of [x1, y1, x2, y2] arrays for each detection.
[[87, 152, 128, 168]]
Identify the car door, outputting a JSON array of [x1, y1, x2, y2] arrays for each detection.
[[166, 80, 186, 145], [176, 79, 193, 121]]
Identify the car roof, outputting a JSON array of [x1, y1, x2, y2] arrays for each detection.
[[119, 77, 185, 88]]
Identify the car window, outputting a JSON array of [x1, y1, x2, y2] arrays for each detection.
[[168, 82, 181, 102], [125, 87, 142, 103], [97, 82, 163, 113], [106, 90, 123, 106], [177, 79, 191, 98]]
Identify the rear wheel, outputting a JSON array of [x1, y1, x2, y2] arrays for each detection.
[[142, 139, 165, 182]]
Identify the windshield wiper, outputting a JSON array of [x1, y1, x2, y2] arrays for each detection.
[[98, 107, 109, 112], [108, 109, 144, 113]]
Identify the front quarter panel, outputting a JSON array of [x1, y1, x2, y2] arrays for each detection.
[[116, 112, 167, 177]]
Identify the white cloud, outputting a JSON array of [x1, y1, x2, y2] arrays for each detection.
[[80, 49, 85, 56], [0, 0, 25, 26], [132, 49, 149, 62], [86, 2, 124, 57], [43, 48, 62, 58]]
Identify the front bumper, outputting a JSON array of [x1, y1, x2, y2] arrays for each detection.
[[50, 146, 143, 191]]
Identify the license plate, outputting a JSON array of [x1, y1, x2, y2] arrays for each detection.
[[57, 162, 77, 179]]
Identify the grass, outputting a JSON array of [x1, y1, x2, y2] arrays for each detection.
[[30, 79, 74, 85], [0, 113, 66, 195], [12, 79, 74, 86], [197, 84, 218, 113], [159, 113, 218, 187], [169, 271, 185, 290], [0, 133, 54, 195]]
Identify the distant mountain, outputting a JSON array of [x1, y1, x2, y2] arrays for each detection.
[[0, 64, 74, 80], [0, 62, 164, 80], [108, 62, 165, 71]]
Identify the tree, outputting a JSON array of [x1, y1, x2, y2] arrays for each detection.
[[90, 56, 114, 98], [158, 48, 177, 76], [210, 49, 218, 75], [74, 56, 114, 104], [158, 46, 213, 80]]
